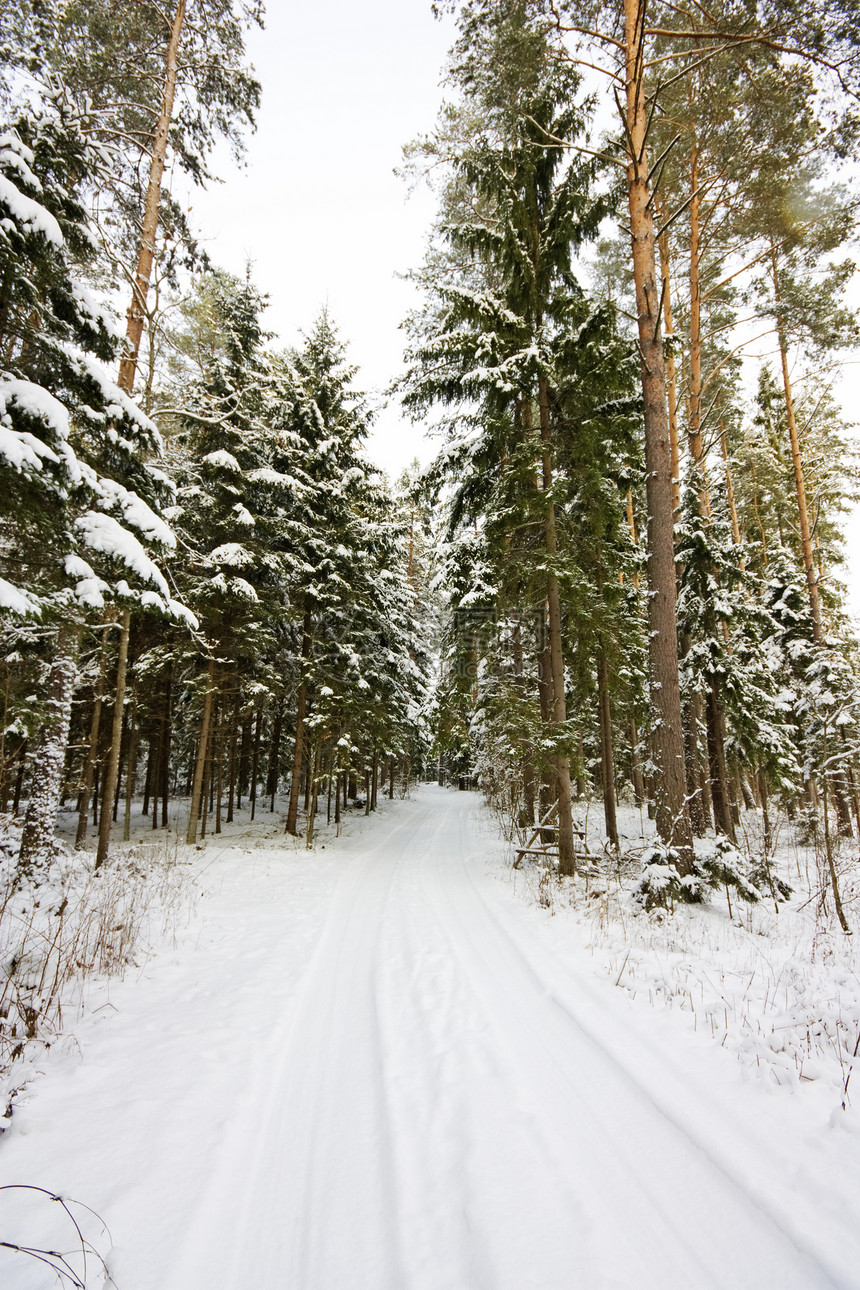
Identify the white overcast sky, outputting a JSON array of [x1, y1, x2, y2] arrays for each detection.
[[185, 0, 860, 616], [186, 0, 455, 479]]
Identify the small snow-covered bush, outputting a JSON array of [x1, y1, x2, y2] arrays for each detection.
[[637, 838, 766, 913], [0, 815, 195, 1113], [635, 843, 707, 909]]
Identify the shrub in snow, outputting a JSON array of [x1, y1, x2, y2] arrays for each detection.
[[636, 843, 707, 909], [637, 837, 764, 912]]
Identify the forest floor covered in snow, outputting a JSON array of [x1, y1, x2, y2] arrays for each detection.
[[1, 786, 860, 1289]]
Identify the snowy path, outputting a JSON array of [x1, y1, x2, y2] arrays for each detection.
[[2, 787, 857, 1289], [166, 790, 848, 1290]]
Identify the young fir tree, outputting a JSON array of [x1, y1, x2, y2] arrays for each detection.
[[404, 8, 647, 868]]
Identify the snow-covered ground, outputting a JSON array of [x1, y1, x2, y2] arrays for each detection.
[[2, 787, 860, 1289]]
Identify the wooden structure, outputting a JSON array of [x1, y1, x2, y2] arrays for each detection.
[[513, 802, 587, 868]]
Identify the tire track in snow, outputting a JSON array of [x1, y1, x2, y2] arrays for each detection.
[[419, 797, 847, 1290], [167, 806, 431, 1290], [167, 788, 854, 1290]]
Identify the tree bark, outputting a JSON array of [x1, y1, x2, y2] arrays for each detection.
[[537, 376, 576, 876], [250, 707, 262, 821], [227, 687, 240, 822], [597, 650, 619, 850], [96, 609, 131, 868], [772, 246, 822, 640], [75, 624, 109, 848], [267, 709, 283, 813], [123, 688, 137, 842], [286, 611, 312, 834], [622, 0, 693, 864], [118, 0, 187, 395], [706, 680, 736, 843], [656, 219, 681, 517], [186, 658, 216, 845]]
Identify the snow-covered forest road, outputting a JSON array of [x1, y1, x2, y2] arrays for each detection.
[[2, 787, 859, 1289]]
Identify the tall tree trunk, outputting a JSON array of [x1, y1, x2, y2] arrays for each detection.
[[96, 609, 131, 868], [772, 246, 822, 640], [597, 650, 619, 850], [286, 611, 312, 835], [123, 688, 138, 842], [622, 0, 692, 864], [306, 743, 321, 848], [686, 135, 709, 502], [237, 712, 252, 808], [227, 687, 240, 822], [706, 680, 736, 843], [629, 719, 645, 806], [159, 671, 171, 828], [113, 709, 128, 822], [117, 0, 187, 394], [186, 658, 215, 845], [100, 0, 187, 864], [17, 621, 81, 878], [215, 699, 224, 835], [512, 615, 536, 827], [656, 219, 681, 517], [250, 707, 262, 821], [537, 376, 576, 876], [267, 708, 283, 813], [720, 425, 743, 547], [75, 625, 109, 848]]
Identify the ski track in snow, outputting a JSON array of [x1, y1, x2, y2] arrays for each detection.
[[2, 787, 858, 1289]]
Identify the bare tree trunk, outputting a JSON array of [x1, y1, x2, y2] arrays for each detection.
[[622, 0, 692, 864], [113, 709, 128, 822], [531, 383, 576, 874], [772, 247, 822, 639], [656, 219, 681, 517], [512, 616, 536, 827], [629, 718, 645, 806], [720, 425, 743, 547], [306, 744, 321, 848], [267, 709, 283, 813], [123, 688, 137, 842], [227, 686, 240, 823], [215, 700, 224, 835], [98, 0, 187, 864], [186, 658, 215, 845], [536, 636, 556, 827], [118, 0, 187, 394], [250, 707, 262, 821], [17, 621, 81, 878], [706, 680, 736, 843], [160, 674, 171, 828], [286, 611, 312, 834], [142, 736, 153, 816], [237, 713, 252, 808], [96, 609, 131, 868], [597, 651, 619, 851], [75, 624, 109, 848], [151, 714, 161, 831]]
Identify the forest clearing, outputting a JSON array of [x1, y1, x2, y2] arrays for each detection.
[[3, 0, 860, 1284]]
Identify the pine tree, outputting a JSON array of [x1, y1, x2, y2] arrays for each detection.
[[0, 99, 189, 877]]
